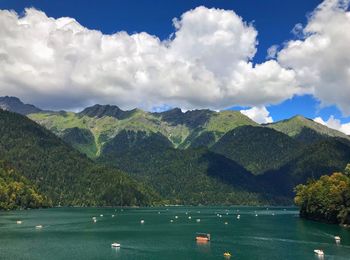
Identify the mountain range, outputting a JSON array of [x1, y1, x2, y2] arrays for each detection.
[[1, 96, 349, 206]]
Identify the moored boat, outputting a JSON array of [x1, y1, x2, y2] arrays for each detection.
[[111, 243, 120, 248], [195, 233, 210, 242]]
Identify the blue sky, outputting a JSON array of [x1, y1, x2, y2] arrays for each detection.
[[0, 0, 349, 127]]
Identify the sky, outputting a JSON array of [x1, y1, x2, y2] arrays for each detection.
[[0, 0, 349, 133]]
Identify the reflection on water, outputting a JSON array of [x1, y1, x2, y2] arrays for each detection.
[[196, 240, 211, 254]]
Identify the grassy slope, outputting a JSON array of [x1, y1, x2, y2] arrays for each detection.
[[28, 109, 257, 156], [266, 115, 350, 141]]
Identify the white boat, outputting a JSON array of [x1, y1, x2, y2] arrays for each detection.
[[170, 219, 174, 223], [111, 243, 120, 248], [16, 220, 22, 224], [175, 216, 178, 219], [196, 219, 201, 223], [100, 214, 103, 217], [35, 225, 43, 229], [237, 215, 240, 219], [93, 219, 97, 223], [188, 216, 192, 219], [140, 220, 145, 224], [335, 236, 341, 241], [314, 249, 324, 256]]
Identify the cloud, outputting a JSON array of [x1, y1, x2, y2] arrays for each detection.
[[0, 7, 298, 110], [277, 0, 350, 115], [314, 115, 350, 134], [266, 45, 279, 59], [240, 106, 273, 124]]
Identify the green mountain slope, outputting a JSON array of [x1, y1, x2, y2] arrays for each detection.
[[259, 139, 350, 196], [0, 109, 159, 207], [98, 131, 286, 205], [266, 115, 350, 143], [28, 106, 257, 157], [211, 126, 302, 175]]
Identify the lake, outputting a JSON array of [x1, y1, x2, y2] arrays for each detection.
[[0, 207, 349, 259]]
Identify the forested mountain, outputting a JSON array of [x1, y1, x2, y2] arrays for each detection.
[[211, 126, 302, 174], [2, 96, 350, 206], [0, 109, 159, 207]]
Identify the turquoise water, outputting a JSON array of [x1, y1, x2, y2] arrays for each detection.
[[0, 207, 349, 259]]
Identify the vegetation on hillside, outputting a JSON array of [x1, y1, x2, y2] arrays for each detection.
[[0, 161, 51, 210], [212, 126, 302, 174], [0, 109, 160, 207], [294, 165, 350, 225], [266, 115, 350, 143], [99, 130, 289, 205]]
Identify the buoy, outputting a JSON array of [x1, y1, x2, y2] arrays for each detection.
[[224, 252, 231, 258]]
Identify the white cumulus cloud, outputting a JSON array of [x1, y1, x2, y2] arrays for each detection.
[[0, 7, 298, 110], [277, 0, 350, 115], [314, 115, 350, 134], [240, 106, 273, 124]]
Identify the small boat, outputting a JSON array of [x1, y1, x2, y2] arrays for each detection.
[[237, 215, 240, 219], [195, 233, 210, 242], [93, 219, 97, 223], [196, 219, 201, 223], [100, 214, 103, 217], [140, 220, 145, 224], [170, 219, 174, 223], [175, 216, 178, 219], [35, 225, 43, 229], [16, 220, 22, 224], [224, 222, 228, 225], [112, 215, 115, 218], [314, 249, 324, 256], [255, 214, 258, 217], [188, 216, 192, 220], [224, 252, 231, 258], [111, 243, 120, 248], [335, 236, 341, 241]]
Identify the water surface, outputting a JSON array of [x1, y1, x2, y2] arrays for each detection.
[[0, 207, 349, 259]]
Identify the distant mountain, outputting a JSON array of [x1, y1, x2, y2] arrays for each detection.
[[0, 96, 42, 115], [3, 96, 350, 206], [266, 115, 350, 143], [0, 109, 159, 207], [211, 126, 302, 175], [28, 104, 257, 157]]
